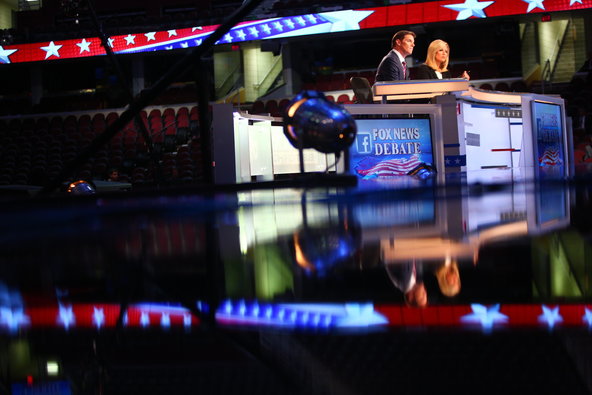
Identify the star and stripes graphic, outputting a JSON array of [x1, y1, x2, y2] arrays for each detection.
[[356, 155, 424, 178], [1, 0, 591, 65], [3, 301, 592, 332], [539, 147, 562, 166], [0, 10, 372, 64]]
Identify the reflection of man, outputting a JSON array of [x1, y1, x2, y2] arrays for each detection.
[[385, 260, 428, 307], [375, 30, 416, 82]]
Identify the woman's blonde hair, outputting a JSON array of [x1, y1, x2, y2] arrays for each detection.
[[435, 259, 461, 297], [425, 39, 449, 72]]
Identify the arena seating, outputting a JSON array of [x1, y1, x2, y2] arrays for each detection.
[[0, 105, 204, 188]]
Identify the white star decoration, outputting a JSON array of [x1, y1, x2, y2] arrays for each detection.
[[235, 30, 246, 40], [583, 308, 592, 328], [273, 22, 284, 32], [538, 305, 563, 329], [570, 0, 582, 5], [249, 27, 259, 37], [0, 45, 17, 63], [294, 16, 306, 26], [124, 34, 136, 45], [306, 15, 318, 23], [443, 0, 494, 20], [76, 38, 91, 53], [461, 304, 508, 332], [523, 0, 545, 12], [167, 30, 177, 37], [145, 32, 156, 41], [41, 41, 62, 59], [321, 10, 374, 31], [107, 37, 115, 48]]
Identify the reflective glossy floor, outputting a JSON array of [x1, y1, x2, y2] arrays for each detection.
[[1, 167, 592, 394]]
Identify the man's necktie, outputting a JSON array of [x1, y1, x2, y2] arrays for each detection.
[[402, 61, 407, 79]]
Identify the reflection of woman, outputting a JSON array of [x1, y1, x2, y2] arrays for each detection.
[[414, 39, 470, 80], [435, 256, 461, 297]]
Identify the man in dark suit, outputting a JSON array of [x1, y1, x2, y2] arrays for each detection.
[[375, 30, 416, 82], [385, 260, 428, 307]]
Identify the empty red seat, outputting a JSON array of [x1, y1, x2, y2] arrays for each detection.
[[495, 82, 510, 91], [189, 106, 199, 120], [278, 98, 291, 115], [106, 112, 119, 125], [177, 107, 189, 118], [337, 94, 351, 104], [251, 100, 265, 114], [148, 108, 162, 120], [265, 100, 279, 116]]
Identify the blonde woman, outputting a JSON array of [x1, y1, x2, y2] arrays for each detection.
[[414, 39, 470, 80], [435, 256, 461, 297]]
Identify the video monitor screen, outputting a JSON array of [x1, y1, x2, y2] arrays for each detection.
[[531, 100, 565, 172], [348, 116, 434, 179]]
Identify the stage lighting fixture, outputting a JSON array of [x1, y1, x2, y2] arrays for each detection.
[[283, 91, 357, 170], [293, 221, 361, 277], [407, 163, 437, 180], [66, 180, 96, 195]]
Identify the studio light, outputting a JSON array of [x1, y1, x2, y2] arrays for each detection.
[[407, 163, 437, 179], [293, 224, 360, 276], [46, 361, 59, 376], [66, 180, 96, 195], [283, 90, 357, 156]]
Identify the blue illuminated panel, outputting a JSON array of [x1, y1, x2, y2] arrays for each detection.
[[532, 101, 564, 170], [349, 118, 434, 179]]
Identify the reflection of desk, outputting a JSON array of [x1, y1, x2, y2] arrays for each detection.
[[372, 79, 470, 103]]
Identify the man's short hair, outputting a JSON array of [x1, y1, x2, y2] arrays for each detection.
[[392, 30, 416, 48]]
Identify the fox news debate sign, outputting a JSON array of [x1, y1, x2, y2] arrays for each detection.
[[349, 118, 434, 179]]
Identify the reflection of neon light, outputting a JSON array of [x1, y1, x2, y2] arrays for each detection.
[[0, 307, 30, 333], [57, 304, 75, 330], [4, 303, 199, 332], [93, 307, 105, 329], [8, 301, 592, 333], [161, 313, 171, 329], [140, 312, 150, 327], [538, 305, 563, 329], [583, 308, 592, 328], [460, 304, 508, 333], [213, 300, 388, 329], [183, 314, 192, 328]]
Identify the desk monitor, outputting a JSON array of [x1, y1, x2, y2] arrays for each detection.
[[525, 99, 570, 231], [343, 104, 444, 182], [531, 100, 566, 174]]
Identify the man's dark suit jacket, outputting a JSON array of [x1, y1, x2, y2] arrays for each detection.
[[375, 50, 408, 82], [413, 64, 452, 80]]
